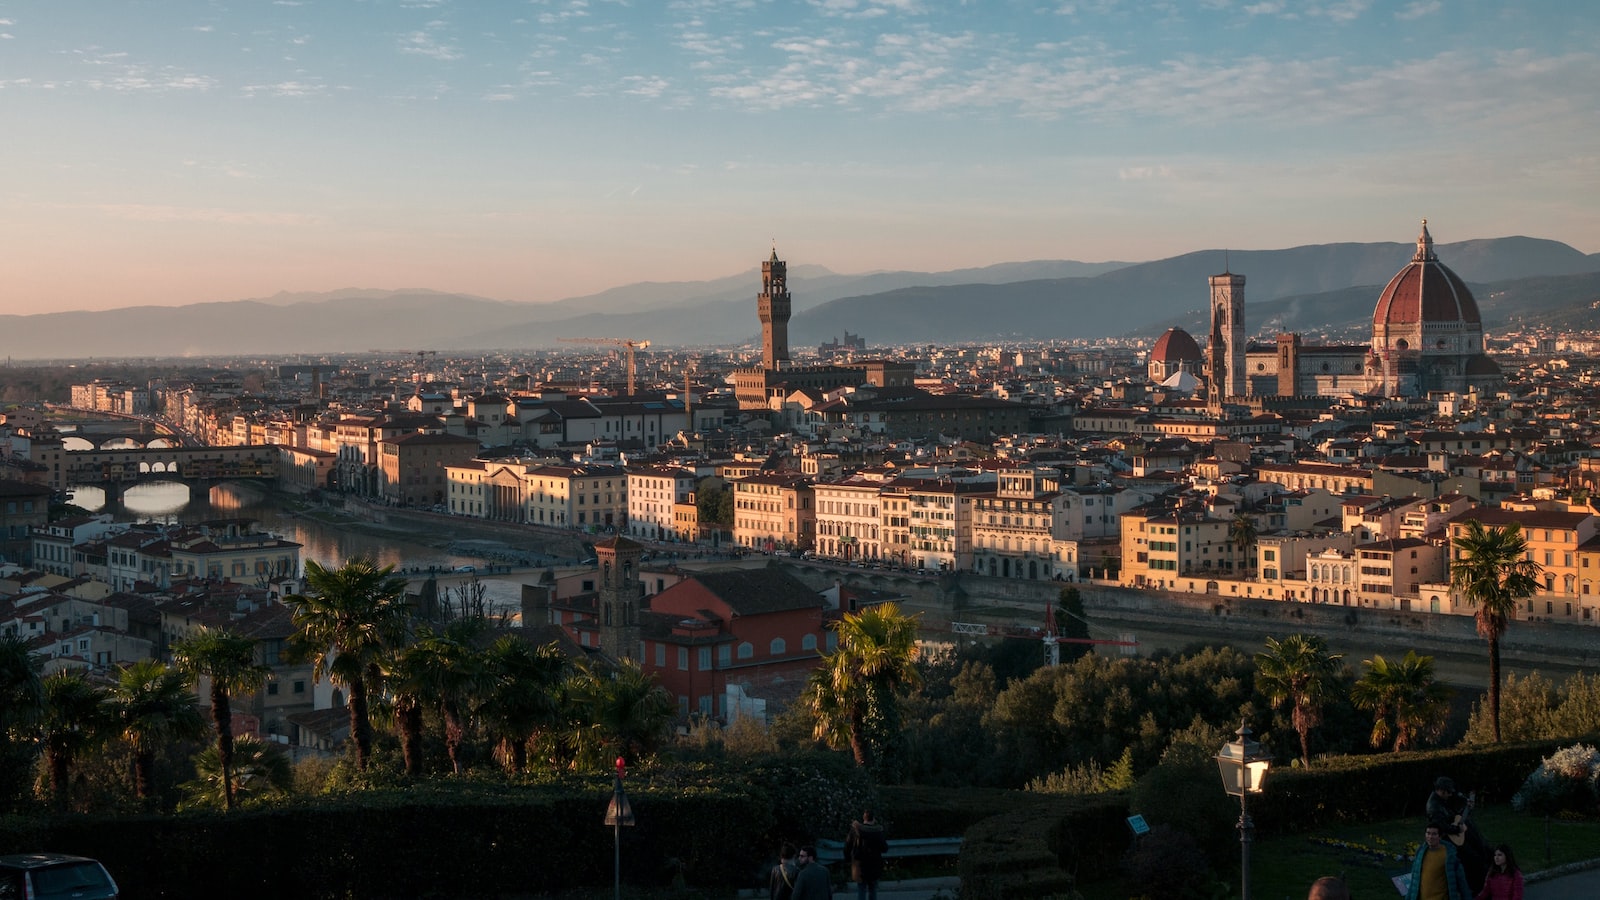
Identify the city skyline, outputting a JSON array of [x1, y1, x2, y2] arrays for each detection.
[[1, 0, 1596, 316]]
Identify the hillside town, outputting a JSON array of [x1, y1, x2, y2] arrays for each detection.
[[4, 224, 1600, 746]]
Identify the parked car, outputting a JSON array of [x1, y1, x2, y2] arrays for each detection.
[[0, 853, 119, 900]]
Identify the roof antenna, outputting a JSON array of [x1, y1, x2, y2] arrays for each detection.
[[1224, 248, 1230, 274]]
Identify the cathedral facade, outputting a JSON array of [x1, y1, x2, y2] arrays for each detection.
[[1182, 222, 1504, 402]]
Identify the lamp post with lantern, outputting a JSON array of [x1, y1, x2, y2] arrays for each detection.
[[604, 756, 635, 900], [1216, 721, 1271, 900]]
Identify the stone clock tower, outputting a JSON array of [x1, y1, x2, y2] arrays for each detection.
[[758, 248, 791, 370]]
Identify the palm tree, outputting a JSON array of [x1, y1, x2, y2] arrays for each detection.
[[480, 637, 570, 774], [179, 734, 292, 811], [1351, 651, 1451, 751], [393, 620, 487, 774], [171, 628, 272, 810], [1254, 633, 1344, 767], [41, 670, 111, 812], [805, 603, 922, 783], [1229, 514, 1259, 572], [107, 659, 207, 801], [0, 635, 44, 812], [284, 558, 411, 770], [1450, 520, 1543, 742], [566, 658, 673, 771]]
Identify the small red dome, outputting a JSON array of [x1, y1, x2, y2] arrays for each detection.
[[1151, 327, 1203, 362], [1372, 221, 1482, 329]]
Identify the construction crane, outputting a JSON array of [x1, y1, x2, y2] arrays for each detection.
[[557, 338, 651, 396]]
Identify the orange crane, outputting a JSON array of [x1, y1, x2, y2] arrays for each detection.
[[557, 338, 651, 396]]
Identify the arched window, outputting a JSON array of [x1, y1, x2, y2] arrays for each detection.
[[738, 642, 754, 660], [802, 634, 817, 651], [770, 637, 787, 656]]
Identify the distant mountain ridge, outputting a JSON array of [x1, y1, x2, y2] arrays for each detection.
[[1, 238, 1593, 359]]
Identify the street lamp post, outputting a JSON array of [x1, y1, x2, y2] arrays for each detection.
[[604, 756, 635, 900], [1216, 720, 1271, 900]]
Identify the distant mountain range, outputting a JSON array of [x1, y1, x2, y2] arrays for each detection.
[[3, 238, 1596, 360]]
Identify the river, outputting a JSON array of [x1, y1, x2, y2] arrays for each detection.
[[68, 480, 549, 614]]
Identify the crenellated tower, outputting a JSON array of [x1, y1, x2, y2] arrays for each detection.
[[758, 248, 791, 370]]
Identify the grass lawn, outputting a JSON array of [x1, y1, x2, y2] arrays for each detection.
[[1084, 806, 1600, 899]]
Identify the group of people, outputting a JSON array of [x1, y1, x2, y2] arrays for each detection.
[[1405, 776, 1524, 900], [1310, 776, 1525, 900], [769, 810, 890, 900]]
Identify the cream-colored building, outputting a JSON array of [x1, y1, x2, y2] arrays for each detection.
[[813, 476, 885, 562], [627, 465, 697, 542], [732, 473, 814, 553]]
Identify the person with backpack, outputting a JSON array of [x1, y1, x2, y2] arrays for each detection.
[[769, 842, 799, 900], [843, 809, 889, 900]]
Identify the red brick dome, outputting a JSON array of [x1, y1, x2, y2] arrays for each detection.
[[1372, 221, 1482, 330], [1151, 327, 1203, 363]]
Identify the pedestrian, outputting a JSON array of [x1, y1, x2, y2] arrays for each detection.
[[1308, 875, 1350, 900], [791, 846, 832, 900], [769, 842, 798, 900], [1427, 775, 1488, 890], [1475, 844, 1523, 900], [843, 809, 889, 900], [1405, 824, 1472, 900]]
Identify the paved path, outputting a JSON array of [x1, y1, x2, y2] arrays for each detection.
[[1525, 859, 1600, 899]]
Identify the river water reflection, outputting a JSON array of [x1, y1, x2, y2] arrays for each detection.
[[69, 481, 531, 612]]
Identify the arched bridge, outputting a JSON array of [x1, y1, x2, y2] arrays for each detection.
[[57, 445, 280, 491], [60, 432, 189, 451]]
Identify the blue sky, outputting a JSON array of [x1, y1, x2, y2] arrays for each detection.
[[0, 0, 1595, 314]]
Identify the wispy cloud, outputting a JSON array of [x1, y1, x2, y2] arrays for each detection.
[[1395, 0, 1440, 21], [399, 25, 462, 61]]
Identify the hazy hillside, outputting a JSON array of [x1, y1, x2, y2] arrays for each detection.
[[0, 237, 1592, 359]]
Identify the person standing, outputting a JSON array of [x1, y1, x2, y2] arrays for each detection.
[[1427, 776, 1488, 891], [769, 842, 798, 900], [1406, 824, 1472, 900], [1475, 844, 1523, 900], [1307, 875, 1350, 900], [844, 809, 889, 900], [792, 845, 833, 900]]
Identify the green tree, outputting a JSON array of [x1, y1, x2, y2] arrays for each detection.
[[0, 635, 44, 812], [805, 603, 922, 783], [107, 659, 207, 801], [284, 558, 411, 771], [1450, 520, 1543, 742], [1054, 586, 1092, 666], [1254, 634, 1343, 767], [566, 658, 673, 770], [1350, 651, 1451, 752], [480, 637, 570, 773], [41, 670, 111, 812], [171, 628, 271, 810], [179, 734, 292, 811]]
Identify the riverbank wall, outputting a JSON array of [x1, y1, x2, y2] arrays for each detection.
[[775, 561, 1600, 677]]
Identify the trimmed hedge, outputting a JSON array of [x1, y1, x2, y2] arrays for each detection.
[[958, 793, 1129, 900], [0, 778, 772, 899], [1251, 736, 1595, 834]]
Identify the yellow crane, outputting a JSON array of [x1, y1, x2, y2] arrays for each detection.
[[557, 337, 652, 396]]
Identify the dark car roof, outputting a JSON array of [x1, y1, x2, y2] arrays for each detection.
[[0, 854, 100, 869]]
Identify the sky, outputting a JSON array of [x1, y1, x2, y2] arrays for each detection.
[[0, 1, 1596, 315]]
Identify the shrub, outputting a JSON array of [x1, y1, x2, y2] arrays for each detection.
[[1512, 743, 1600, 818], [1122, 824, 1215, 900]]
